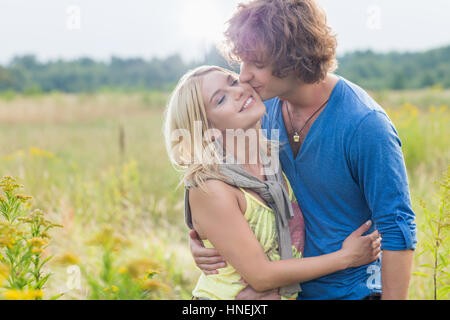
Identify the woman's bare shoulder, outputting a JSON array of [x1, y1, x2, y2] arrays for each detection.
[[189, 179, 234, 196], [189, 179, 240, 206], [188, 180, 242, 239]]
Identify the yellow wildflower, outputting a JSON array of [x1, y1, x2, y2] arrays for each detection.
[[0, 262, 9, 285], [0, 224, 19, 249], [145, 269, 160, 279], [31, 248, 43, 254], [25, 290, 43, 300], [3, 289, 43, 300], [29, 147, 55, 159], [3, 290, 20, 300], [15, 194, 33, 202], [401, 102, 419, 118], [0, 236, 16, 249], [103, 286, 119, 293], [86, 225, 130, 250], [40, 232, 51, 239], [3, 149, 25, 162], [124, 258, 161, 279], [439, 104, 448, 113], [0, 176, 23, 193], [0, 262, 8, 276], [27, 237, 48, 248], [54, 252, 80, 265]]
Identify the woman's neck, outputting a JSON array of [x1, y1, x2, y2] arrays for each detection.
[[221, 127, 265, 178]]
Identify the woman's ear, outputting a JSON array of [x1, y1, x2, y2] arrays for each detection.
[[206, 120, 216, 141], [206, 127, 223, 143]]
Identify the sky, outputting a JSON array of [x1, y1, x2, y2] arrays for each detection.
[[1, 0, 449, 64]]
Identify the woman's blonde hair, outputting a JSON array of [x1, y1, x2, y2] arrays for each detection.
[[163, 65, 274, 191], [164, 65, 233, 191]]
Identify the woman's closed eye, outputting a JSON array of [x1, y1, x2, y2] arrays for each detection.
[[217, 78, 239, 105]]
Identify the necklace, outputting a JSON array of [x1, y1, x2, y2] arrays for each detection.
[[285, 98, 329, 143]]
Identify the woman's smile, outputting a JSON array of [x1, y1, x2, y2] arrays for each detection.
[[239, 96, 255, 113]]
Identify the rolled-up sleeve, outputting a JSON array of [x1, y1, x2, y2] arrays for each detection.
[[349, 110, 417, 251]]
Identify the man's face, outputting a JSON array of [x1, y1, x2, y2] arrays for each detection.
[[239, 59, 298, 101]]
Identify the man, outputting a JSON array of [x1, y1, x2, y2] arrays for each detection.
[[189, 0, 417, 300]]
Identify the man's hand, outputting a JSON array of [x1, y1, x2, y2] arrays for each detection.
[[189, 230, 227, 275]]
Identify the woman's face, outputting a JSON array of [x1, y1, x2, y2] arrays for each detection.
[[201, 70, 266, 133]]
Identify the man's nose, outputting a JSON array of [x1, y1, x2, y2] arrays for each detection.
[[239, 62, 252, 84]]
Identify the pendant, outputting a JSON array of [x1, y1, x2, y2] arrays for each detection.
[[293, 132, 300, 143]]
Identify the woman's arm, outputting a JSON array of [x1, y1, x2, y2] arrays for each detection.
[[189, 180, 380, 292]]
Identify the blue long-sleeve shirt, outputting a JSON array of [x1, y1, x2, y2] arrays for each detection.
[[261, 76, 417, 300]]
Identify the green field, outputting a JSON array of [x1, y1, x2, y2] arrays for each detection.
[[0, 88, 448, 300]]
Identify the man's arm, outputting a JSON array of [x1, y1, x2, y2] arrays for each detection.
[[189, 180, 380, 292], [381, 250, 414, 299], [349, 110, 418, 299]]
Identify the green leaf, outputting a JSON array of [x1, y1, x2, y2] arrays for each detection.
[[415, 249, 426, 258], [412, 272, 430, 278], [440, 271, 450, 277], [49, 293, 65, 300], [38, 255, 53, 270], [437, 286, 450, 299], [36, 273, 51, 289], [439, 253, 448, 267]]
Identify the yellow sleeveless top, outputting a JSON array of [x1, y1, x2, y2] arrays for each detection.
[[192, 175, 302, 300]]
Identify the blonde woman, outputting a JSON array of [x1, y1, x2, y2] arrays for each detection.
[[164, 65, 381, 300]]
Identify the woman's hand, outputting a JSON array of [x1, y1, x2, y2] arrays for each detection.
[[341, 220, 382, 268], [189, 229, 227, 275]]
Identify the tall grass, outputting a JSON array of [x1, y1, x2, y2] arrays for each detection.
[[412, 166, 450, 299], [385, 101, 449, 300]]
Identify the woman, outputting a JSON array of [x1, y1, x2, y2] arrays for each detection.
[[163, 65, 381, 300]]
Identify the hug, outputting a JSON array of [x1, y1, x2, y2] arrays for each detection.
[[164, 0, 417, 300]]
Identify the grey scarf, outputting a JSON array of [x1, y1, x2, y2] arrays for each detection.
[[184, 142, 301, 296]]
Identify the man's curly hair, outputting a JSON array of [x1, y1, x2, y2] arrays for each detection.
[[224, 0, 338, 84]]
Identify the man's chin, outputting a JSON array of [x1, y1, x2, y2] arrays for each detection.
[[260, 93, 276, 102], [254, 88, 276, 102], [255, 90, 268, 101]]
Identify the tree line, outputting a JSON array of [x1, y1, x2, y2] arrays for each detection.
[[0, 45, 448, 94]]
